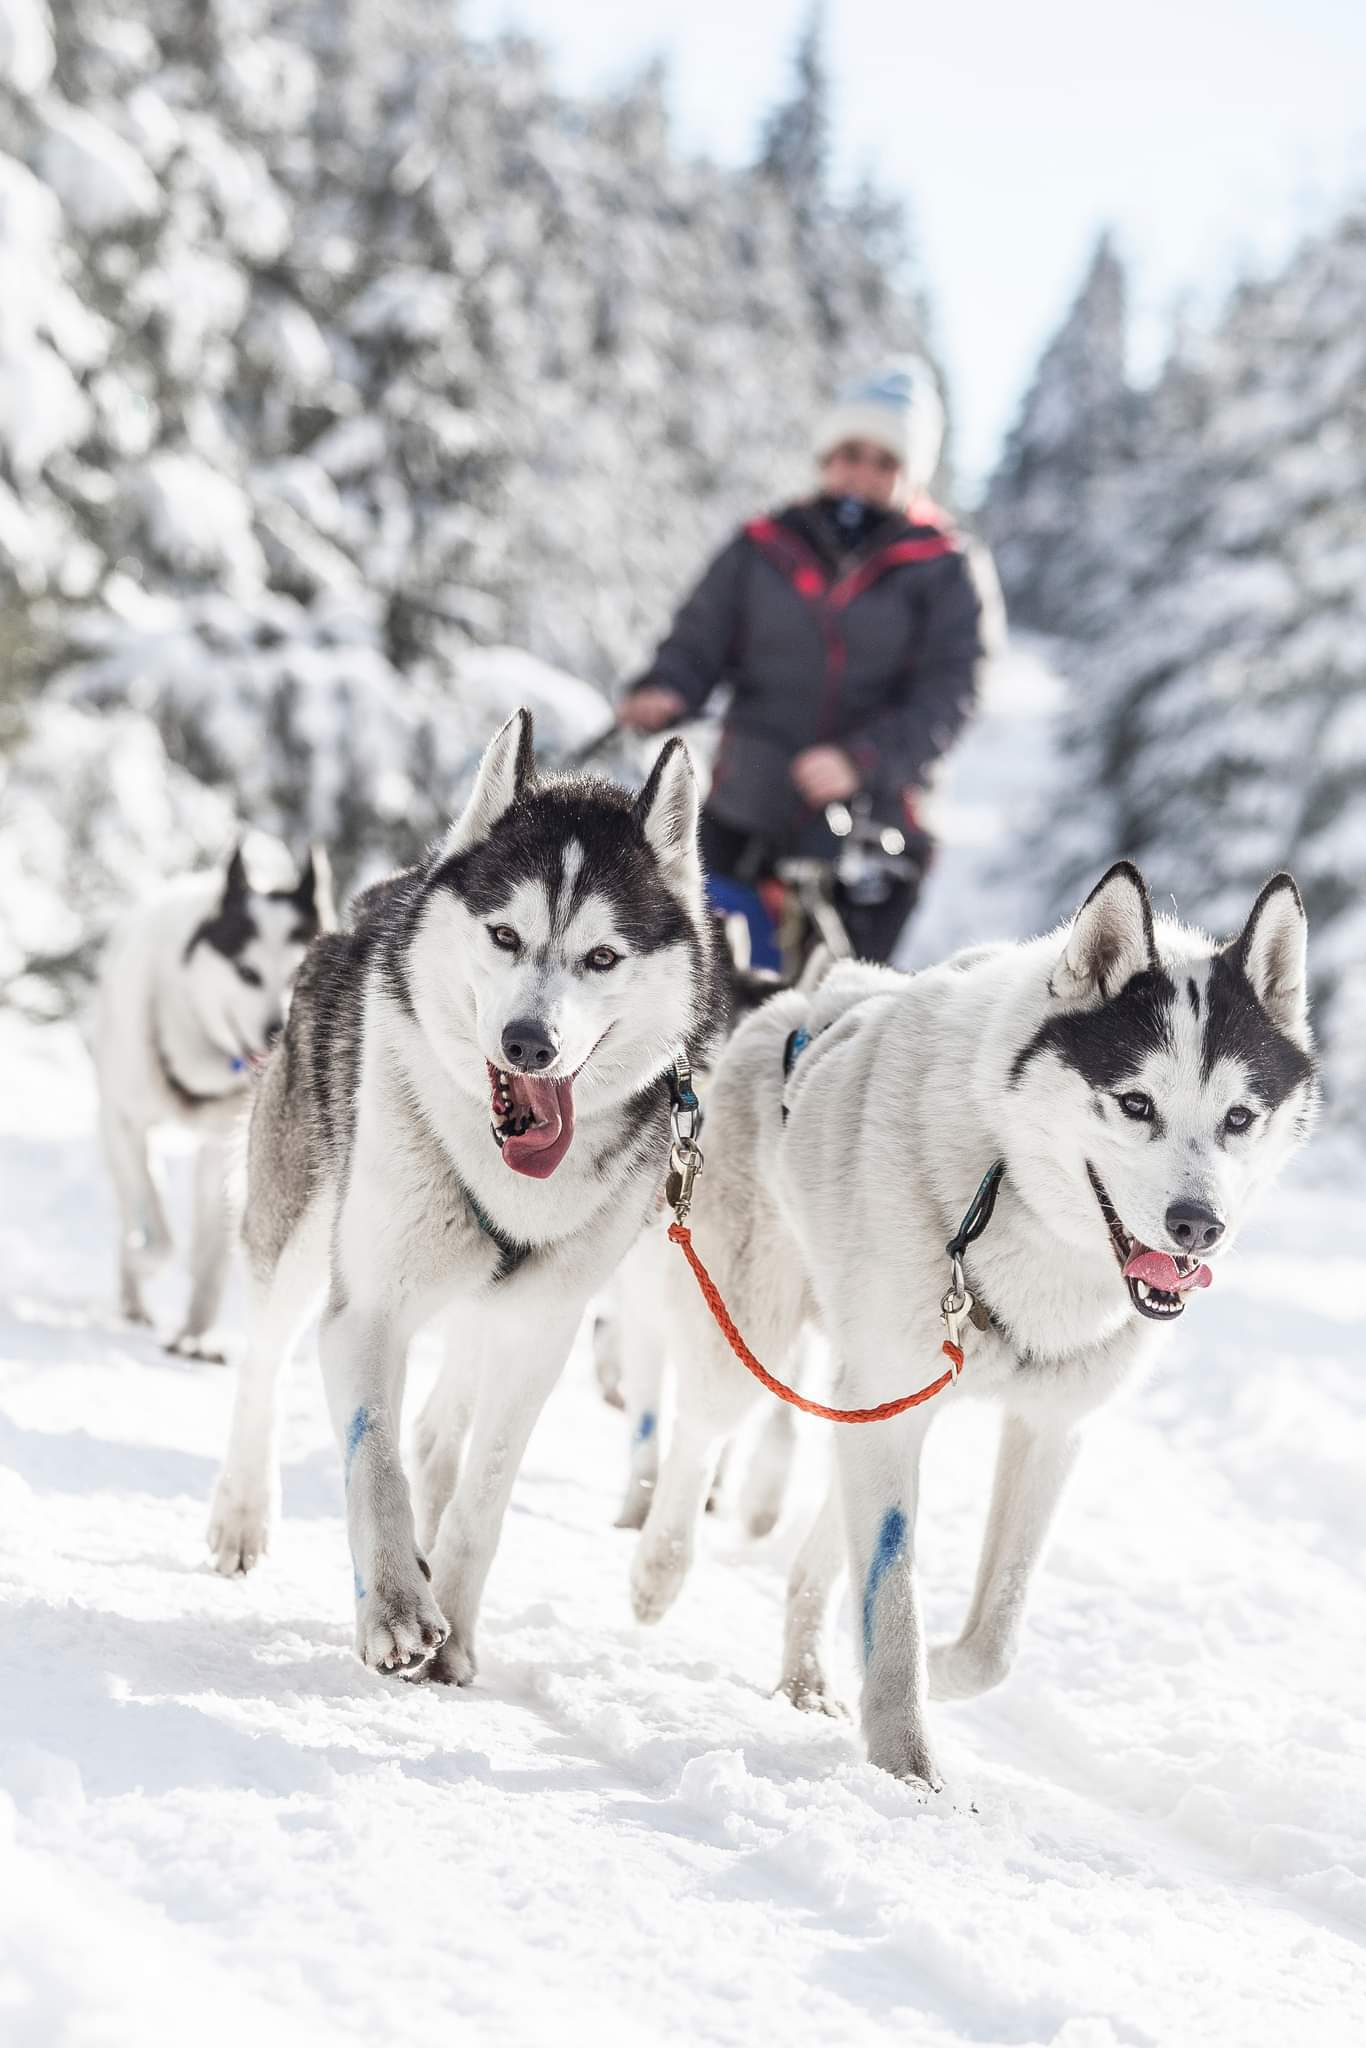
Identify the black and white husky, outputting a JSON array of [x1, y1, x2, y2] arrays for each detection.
[[629, 862, 1317, 1787], [93, 844, 331, 1357], [208, 710, 721, 1683]]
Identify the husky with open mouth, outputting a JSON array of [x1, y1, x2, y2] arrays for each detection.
[[629, 861, 1317, 1788], [208, 709, 720, 1682]]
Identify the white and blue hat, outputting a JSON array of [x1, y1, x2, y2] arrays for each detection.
[[813, 356, 945, 488]]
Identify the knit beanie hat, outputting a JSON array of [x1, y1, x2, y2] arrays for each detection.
[[813, 357, 945, 489]]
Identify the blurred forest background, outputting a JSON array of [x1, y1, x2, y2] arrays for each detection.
[[1, 0, 1363, 1114]]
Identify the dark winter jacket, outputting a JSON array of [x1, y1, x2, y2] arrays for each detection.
[[630, 498, 991, 860]]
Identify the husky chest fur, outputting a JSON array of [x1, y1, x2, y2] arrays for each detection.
[[630, 862, 1316, 1789], [210, 711, 722, 1685]]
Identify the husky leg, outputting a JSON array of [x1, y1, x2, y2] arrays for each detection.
[[412, 1317, 479, 1553], [424, 1301, 582, 1685], [208, 1208, 325, 1574], [738, 1386, 800, 1538], [169, 1137, 236, 1360], [321, 1293, 449, 1676], [591, 1291, 624, 1410], [837, 1403, 941, 1788], [614, 1304, 666, 1532], [928, 1412, 1081, 1701], [630, 1323, 766, 1626], [100, 1106, 170, 1324], [776, 1477, 847, 1715]]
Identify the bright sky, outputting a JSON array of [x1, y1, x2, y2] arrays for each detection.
[[464, 0, 1366, 493]]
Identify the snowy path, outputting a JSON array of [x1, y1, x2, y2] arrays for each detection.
[[3, 651, 1366, 2047]]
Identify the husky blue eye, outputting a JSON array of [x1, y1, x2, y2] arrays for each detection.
[[586, 945, 621, 972], [488, 925, 520, 953], [1224, 1103, 1254, 1133], [236, 962, 263, 988], [1117, 1091, 1154, 1121]]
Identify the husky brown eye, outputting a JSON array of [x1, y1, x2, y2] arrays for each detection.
[[586, 945, 621, 973], [1117, 1091, 1154, 1122], [1225, 1103, 1255, 1134], [236, 962, 263, 989], [488, 925, 520, 953]]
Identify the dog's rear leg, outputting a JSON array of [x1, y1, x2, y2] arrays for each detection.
[[629, 1320, 764, 1626], [591, 1291, 624, 1410], [412, 1318, 479, 1554], [614, 1297, 666, 1532], [738, 1379, 801, 1538], [169, 1137, 237, 1361], [776, 1477, 846, 1716], [424, 1301, 582, 1685], [100, 1107, 170, 1324], [207, 1213, 324, 1574], [928, 1411, 1080, 1701]]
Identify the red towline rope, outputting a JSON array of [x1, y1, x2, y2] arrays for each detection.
[[666, 1221, 964, 1424]]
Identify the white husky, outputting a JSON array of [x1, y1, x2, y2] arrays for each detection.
[[92, 844, 331, 1357], [629, 862, 1317, 1787], [207, 711, 722, 1685]]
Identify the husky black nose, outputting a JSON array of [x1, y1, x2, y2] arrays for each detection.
[[501, 1020, 557, 1073], [1165, 1200, 1224, 1252], [265, 1015, 285, 1048]]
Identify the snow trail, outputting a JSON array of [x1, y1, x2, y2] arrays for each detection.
[[2, 649, 1364, 2047]]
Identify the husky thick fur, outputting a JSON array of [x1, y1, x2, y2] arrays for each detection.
[[208, 710, 721, 1683], [630, 863, 1316, 1787], [93, 845, 330, 1357]]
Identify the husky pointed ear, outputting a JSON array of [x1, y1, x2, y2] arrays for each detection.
[[222, 842, 249, 907], [439, 710, 535, 862], [1054, 860, 1157, 1005], [633, 737, 701, 894], [295, 844, 337, 932], [1232, 873, 1309, 1038]]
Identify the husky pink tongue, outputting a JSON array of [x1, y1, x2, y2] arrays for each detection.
[[1123, 1247, 1213, 1294], [501, 1074, 576, 1179]]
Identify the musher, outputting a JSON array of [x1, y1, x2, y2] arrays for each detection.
[[617, 358, 995, 963]]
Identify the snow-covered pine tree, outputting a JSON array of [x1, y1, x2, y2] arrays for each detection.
[[980, 230, 1134, 632], [999, 210, 1366, 1126], [0, 0, 941, 1006]]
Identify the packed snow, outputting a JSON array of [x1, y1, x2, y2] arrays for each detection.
[[3, 649, 1363, 2048]]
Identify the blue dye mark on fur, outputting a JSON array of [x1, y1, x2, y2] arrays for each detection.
[[862, 1507, 907, 1663], [344, 1405, 371, 1478], [353, 1566, 366, 1602], [633, 1410, 657, 1447]]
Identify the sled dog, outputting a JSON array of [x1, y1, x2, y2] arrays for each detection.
[[208, 710, 721, 1684], [93, 843, 331, 1357], [630, 862, 1317, 1786]]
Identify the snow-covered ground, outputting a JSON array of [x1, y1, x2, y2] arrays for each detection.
[[3, 650, 1365, 2047]]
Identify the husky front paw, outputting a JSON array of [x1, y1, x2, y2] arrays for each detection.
[[208, 1480, 272, 1576], [168, 1327, 228, 1363], [421, 1633, 477, 1687], [630, 1528, 690, 1624], [864, 1719, 944, 1793], [356, 1566, 449, 1676], [775, 1672, 847, 1718], [928, 1638, 1010, 1701]]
